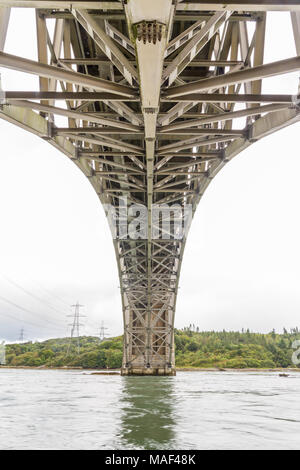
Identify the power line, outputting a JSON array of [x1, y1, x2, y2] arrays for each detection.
[[0, 294, 66, 331], [66, 302, 86, 355], [2, 276, 108, 338], [3, 276, 71, 320], [33, 279, 73, 309]]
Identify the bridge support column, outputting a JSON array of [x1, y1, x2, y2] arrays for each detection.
[[121, 300, 177, 376], [121, 0, 177, 377]]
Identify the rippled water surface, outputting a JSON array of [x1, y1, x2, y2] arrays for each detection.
[[0, 369, 299, 449]]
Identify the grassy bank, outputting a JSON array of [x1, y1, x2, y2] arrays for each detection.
[[3, 328, 300, 369]]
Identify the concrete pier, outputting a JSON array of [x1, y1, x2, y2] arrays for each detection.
[[121, 367, 176, 376]]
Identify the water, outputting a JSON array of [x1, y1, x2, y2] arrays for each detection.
[[0, 369, 299, 450]]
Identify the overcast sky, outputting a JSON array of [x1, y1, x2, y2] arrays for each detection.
[[0, 10, 299, 342]]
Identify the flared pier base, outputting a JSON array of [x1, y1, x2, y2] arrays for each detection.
[[121, 367, 176, 376]]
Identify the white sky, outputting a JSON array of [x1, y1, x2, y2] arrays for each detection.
[[0, 10, 299, 342]]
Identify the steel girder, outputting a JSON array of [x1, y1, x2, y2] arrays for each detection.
[[0, 1, 300, 375]]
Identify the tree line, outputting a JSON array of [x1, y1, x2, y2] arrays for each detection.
[[3, 328, 300, 369]]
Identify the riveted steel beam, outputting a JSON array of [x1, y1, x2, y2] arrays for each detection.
[[164, 56, 300, 98]]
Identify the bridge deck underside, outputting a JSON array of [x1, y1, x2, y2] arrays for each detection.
[[0, 1, 299, 374]]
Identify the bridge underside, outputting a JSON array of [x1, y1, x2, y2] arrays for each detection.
[[0, 1, 300, 375]]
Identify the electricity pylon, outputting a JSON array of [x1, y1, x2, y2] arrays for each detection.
[[66, 302, 85, 355], [19, 328, 25, 343]]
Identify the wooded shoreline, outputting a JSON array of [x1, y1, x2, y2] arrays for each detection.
[[1, 366, 300, 373], [3, 328, 300, 370]]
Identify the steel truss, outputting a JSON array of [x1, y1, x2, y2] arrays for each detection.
[[0, 1, 300, 375]]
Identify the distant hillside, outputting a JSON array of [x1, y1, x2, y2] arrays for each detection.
[[175, 328, 300, 369], [3, 328, 300, 369], [5, 335, 123, 369]]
